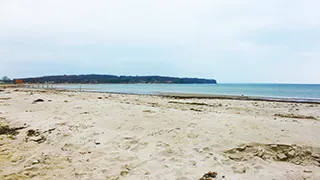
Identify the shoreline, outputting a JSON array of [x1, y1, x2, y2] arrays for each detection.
[[14, 83, 320, 104], [19, 85, 320, 104], [159, 93, 320, 104]]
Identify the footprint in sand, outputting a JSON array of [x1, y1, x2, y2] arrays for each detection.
[[61, 143, 80, 152], [130, 141, 149, 152], [148, 128, 181, 137], [132, 126, 145, 131], [187, 123, 197, 129], [118, 137, 149, 151]]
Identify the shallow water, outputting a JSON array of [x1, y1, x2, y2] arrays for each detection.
[[52, 83, 320, 100]]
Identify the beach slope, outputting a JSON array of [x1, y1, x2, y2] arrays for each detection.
[[0, 88, 319, 179]]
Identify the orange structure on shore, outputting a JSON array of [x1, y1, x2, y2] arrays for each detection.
[[15, 79, 23, 84]]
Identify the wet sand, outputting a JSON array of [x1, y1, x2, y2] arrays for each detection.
[[160, 93, 320, 104], [0, 88, 320, 179]]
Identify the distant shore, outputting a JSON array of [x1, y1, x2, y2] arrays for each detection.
[[17, 74, 217, 84]]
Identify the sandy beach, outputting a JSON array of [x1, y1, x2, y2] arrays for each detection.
[[1, 87, 320, 180]]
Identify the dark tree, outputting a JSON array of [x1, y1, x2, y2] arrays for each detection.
[[1, 76, 11, 83]]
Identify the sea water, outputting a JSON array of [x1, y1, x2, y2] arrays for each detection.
[[53, 83, 320, 101]]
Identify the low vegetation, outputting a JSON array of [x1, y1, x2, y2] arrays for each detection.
[[274, 113, 317, 120]]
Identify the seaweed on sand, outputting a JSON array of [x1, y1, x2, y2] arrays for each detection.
[[0, 124, 26, 136]]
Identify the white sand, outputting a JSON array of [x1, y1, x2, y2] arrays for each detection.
[[0, 88, 320, 180]]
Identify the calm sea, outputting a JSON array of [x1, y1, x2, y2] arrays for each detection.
[[52, 83, 320, 101]]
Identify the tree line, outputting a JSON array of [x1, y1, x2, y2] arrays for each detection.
[[15, 74, 217, 84]]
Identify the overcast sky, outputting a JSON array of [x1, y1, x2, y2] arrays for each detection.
[[1, 0, 319, 83]]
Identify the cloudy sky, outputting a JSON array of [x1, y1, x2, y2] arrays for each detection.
[[1, 0, 319, 83]]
